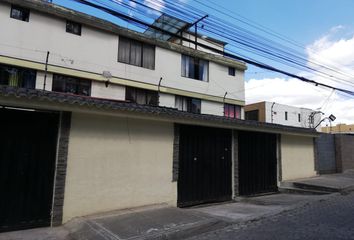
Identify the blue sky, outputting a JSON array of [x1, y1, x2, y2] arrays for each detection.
[[53, 0, 354, 123]]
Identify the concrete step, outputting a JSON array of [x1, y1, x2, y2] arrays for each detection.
[[278, 186, 331, 195], [292, 182, 340, 193]]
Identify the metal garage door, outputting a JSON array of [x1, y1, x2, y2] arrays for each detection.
[[238, 131, 277, 196], [0, 108, 59, 232], [178, 125, 232, 207]]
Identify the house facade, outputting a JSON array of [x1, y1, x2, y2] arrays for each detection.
[[245, 101, 322, 130], [0, 0, 319, 233]]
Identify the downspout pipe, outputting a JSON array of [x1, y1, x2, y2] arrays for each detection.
[[43, 51, 50, 91], [271, 102, 276, 123], [158, 77, 163, 105]]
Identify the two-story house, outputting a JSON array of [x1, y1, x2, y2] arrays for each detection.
[[0, 0, 319, 233]]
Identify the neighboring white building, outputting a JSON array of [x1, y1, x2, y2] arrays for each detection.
[[245, 101, 322, 130]]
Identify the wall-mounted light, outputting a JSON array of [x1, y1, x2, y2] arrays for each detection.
[[102, 71, 112, 88]]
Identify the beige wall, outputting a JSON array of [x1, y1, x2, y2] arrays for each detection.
[[63, 113, 177, 222], [281, 135, 316, 181]]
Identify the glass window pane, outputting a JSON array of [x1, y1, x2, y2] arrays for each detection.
[[191, 98, 201, 114], [199, 60, 208, 81], [118, 37, 131, 64], [224, 104, 229, 117], [11, 6, 30, 22], [130, 40, 142, 66], [21, 69, 36, 89], [188, 57, 195, 79], [52, 74, 91, 96], [78, 80, 91, 96], [8, 68, 19, 87], [147, 91, 158, 106], [0, 65, 10, 85], [52, 75, 66, 93], [235, 105, 241, 119], [228, 67, 236, 76], [136, 88, 146, 104], [125, 87, 136, 103], [142, 44, 155, 70], [66, 21, 81, 35], [65, 78, 77, 94], [229, 105, 235, 118]]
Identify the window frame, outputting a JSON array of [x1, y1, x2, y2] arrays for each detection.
[[66, 20, 82, 36], [52, 74, 91, 96], [118, 36, 156, 70], [125, 86, 158, 106], [228, 67, 236, 76], [224, 103, 241, 119], [10, 5, 30, 22], [181, 54, 209, 82], [0, 63, 36, 89], [175, 96, 201, 114]]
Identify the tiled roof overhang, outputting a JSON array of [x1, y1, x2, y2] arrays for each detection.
[[0, 86, 319, 137]]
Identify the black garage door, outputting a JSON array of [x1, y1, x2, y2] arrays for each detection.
[[178, 125, 232, 207], [0, 108, 59, 232], [238, 131, 278, 196]]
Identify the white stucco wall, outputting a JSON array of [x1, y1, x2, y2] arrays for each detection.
[[159, 92, 175, 108], [281, 135, 316, 181], [35, 71, 53, 91], [0, 2, 245, 104], [201, 100, 224, 116], [63, 113, 177, 222], [91, 81, 125, 101]]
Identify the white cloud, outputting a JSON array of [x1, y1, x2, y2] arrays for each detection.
[[246, 27, 354, 124]]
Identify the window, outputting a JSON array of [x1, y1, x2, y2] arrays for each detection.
[[285, 111, 288, 120], [224, 103, 241, 119], [10, 5, 30, 22], [118, 36, 155, 70], [66, 20, 82, 35], [52, 74, 91, 96], [0, 64, 36, 89], [175, 96, 201, 114], [228, 67, 236, 76], [181, 55, 208, 81], [245, 110, 259, 121], [298, 113, 301, 122], [125, 86, 158, 106]]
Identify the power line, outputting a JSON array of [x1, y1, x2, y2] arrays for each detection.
[[67, 0, 354, 97]]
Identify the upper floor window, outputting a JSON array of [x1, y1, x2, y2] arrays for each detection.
[[298, 113, 301, 122], [0, 64, 36, 89], [52, 74, 91, 96], [224, 103, 241, 119], [228, 67, 236, 76], [181, 55, 208, 81], [118, 36, 155, 70], [66, 20, 82, 36], [175, 96, 201, 114], [245, 110, 259, 121], [125, 86, 158, 106], [285, 111, 288, 121], [10, 5, 30, 22]]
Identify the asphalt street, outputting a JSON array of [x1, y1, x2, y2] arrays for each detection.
[[187, 193, 354, 240]]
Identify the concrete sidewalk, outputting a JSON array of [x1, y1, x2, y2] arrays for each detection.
[[2, 171, 353, 240], [0, 193, 333, 240], [286, 170, 354, 194]]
